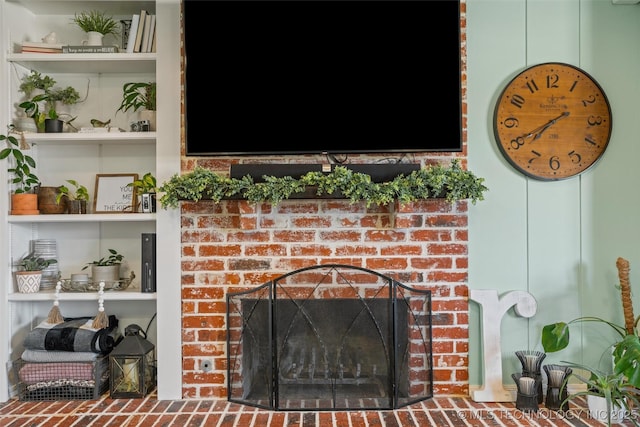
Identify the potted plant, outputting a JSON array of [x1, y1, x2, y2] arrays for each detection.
[[559, 361, 640, 427], [15, 252, 57, 293], [128, 172, 156, 212], [82, 248, 124, 283], [71, 10, 119, 45], [116, 82, 156, 130], [541, 257, 640, 390], [0, 129, 40, 214], [55, 179, 90, 214], [18, 70, 56, 98]]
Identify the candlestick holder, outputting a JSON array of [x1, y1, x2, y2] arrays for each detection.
[[543, 364, 572, 411], [515, 350, 546, 403], [512, 372, 541, 412]]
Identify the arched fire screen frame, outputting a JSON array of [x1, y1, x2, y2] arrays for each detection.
[[226, 264, 433, 411]]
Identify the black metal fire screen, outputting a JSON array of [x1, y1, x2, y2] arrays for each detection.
[[226, 264, 433, 410]]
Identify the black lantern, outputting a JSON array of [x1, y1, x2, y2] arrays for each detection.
[[109, 324, 155, 398]]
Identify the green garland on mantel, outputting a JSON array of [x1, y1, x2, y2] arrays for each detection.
[[158, 159, 488, 209]]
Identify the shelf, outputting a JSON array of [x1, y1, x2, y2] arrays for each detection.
[[7, 53, 156, 73], [8, 288, 156, 301], [23, 131, 156, 145], [8, 213, 155, 223], [7, 0, 156, 16]]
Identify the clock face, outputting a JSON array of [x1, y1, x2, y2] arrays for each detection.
[[494, 62, 612, 180]]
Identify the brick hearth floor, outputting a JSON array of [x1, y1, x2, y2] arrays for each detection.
[[1, 391, 637, 426]]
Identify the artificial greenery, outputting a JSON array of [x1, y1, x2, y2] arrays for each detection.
[[128, 172, 157, 194], [18, 252, 57, 272], [158, 159, 488, 209], [83, 249, 124, 269], [18, 70, 55, 97], [116, 82, 156, 113], [47, 86, 81, 105], [55, 179, 90, 204], [71, 10, 119, 36], [0, 129, 39, 193], [560, 361, 640, 427]]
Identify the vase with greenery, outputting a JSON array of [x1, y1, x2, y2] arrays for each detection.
[[18, 70, 56, 97], [116, 82, 156, 130], [71, 10, 119, 45], [55, 179, 90, 214], [158, 159, 488, 209], [541, 257, 640, 391], [83, 248, 125, 283]]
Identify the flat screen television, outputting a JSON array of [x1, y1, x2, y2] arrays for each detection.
[[183, 0, 462, 157]]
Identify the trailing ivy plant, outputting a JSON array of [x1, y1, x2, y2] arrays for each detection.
[[158, 159, 488, 209]]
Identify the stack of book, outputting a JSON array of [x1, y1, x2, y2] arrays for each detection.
[[21, 41, 63, 54], [125, 9, 156, 53]]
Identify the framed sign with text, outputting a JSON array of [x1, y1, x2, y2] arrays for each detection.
[[94, 173, 138, 213]]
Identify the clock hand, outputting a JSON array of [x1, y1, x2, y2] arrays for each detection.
[[521, 112, 570, 140]]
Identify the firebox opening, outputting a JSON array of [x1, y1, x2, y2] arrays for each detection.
[[226, 264, 433, 411]]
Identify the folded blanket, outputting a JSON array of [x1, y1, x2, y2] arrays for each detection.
[[21, 349, 99, 363], [19, 362, 96, 384], [23, 316, 119, 354]]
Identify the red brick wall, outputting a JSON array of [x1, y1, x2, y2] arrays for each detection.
[[177, 1, 469, 399]]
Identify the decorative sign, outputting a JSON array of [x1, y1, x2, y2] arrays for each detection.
[[94, 174, 138, 213]]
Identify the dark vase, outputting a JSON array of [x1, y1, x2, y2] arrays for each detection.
[[44, 118, 63, 133], [67, 199, 87, 214]]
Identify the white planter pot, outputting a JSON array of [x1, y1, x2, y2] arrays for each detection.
[[91, 264, 121, 284], [16, 271, 42, 293], [587, 394, 626, 424]]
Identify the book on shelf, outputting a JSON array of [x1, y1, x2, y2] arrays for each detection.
[[62, 45, 119, 54], [21, 46, 62, 54], [21, 41, 63, 49], [126, 14, 140, 53], [133, 9, 148, 53], [140, 13, 153, 53], [143, 14, 156, 53]]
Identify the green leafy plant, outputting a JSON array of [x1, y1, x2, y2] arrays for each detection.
[[71, 10, 119, 36], [83, 249, 124, 269], [116, 82, 156, 113], [560, 361, 640, 427], [128, 172, 157, 194], [158, 159, 488, 209], [19, 70, 56, 97], [541, 257, 640, 389], [0, 130, 39, 193], [47, 86, 81, 105], [55, 179, 90, 204], [18, 252, 57, 271]]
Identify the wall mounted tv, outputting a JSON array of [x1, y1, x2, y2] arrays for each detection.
[[183, 0, 462, 157]]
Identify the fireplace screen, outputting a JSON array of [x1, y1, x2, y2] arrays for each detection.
[[226, 264, 433, 410]]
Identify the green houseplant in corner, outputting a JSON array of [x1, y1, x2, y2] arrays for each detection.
[[0, 129, 40, 214], [541, 257, 640, 389]]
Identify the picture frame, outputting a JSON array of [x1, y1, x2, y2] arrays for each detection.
[[94, 173, 139, 213]]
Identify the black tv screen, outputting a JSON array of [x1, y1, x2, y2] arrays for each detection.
[[183, 0, 462, 156]]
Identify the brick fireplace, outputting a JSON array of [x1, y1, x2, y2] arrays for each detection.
[[177, 158, 470, 399]]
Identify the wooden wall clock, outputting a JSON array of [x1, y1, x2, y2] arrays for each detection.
[[494, 62, 612, 180]]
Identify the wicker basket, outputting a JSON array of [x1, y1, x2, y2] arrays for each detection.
[[13, 356, 109, 401]]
